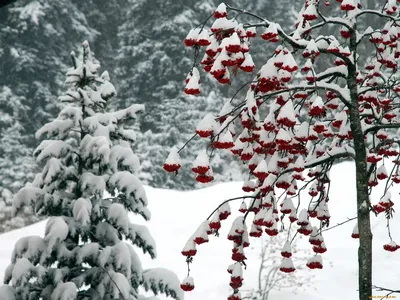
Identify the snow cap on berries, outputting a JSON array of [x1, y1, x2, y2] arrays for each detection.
[[302, 3, 318, 21], [277, 100, 297, 127], [197, 29, 211, 46], [219, 202, 231, 220], [281, 241, 292, 258], [293, 156, 305, 172], [309, 96, 325, 117], [253, 208, 267, 226], [231, 262, 243, 279], [181, 239, 197, 257], [377, 164, 388, 180], [239, 201, 247, 213], [214, 130, 235, 149], [379, 191, 393, 208], [225, 32, 242, 53], [228, 216, 245, 237], [163, 147, 182, 173], [383, 241, 400, 252], [261, 22, 279, 41], [254, 160, 269, 180], [351, 222, 359, 239], [209, 212, 222, 231], [297, 208, 309, 226], [184, 28, 200, 47], [192, 220, 210, 245], [249, 223, 263, 237], [280, 257, 296, 273], [341, 0, 357, 11], [181, 276, 195, 291], [240, 53, 255, 72], [192, 150, 210, 174], [214, 3, 228, 18], [211, 17, 238, 33], [184, 67, 201, 95], [309, 227, 324, 246], [306, 255, 323, 269], [281, 51, 298, 72], [280, 197, 295, 214], [196, 113, 217, 138], [242, 180, 257, 192]]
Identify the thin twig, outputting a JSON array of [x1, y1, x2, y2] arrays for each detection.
[[373, 285, 400, 299], [207, 195, 258, 220]]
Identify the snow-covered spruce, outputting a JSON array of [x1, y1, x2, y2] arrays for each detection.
[[0, 42, 182, 300]]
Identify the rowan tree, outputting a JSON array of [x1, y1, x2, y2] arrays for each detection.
[[163, 1, 400, 300], [0, 41, 182, 300]]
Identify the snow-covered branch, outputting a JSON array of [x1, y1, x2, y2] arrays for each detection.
[[364, 123, 400, 135], [227, 5, 354, 66], [356, 9, 400, 22]]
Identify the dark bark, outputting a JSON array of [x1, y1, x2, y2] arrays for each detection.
[[348, 24, 373, 300]]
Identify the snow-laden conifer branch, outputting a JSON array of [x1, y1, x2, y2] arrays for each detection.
[[99, 265, 127, 300]]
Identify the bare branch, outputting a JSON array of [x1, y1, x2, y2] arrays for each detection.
[[206, 195, 258, 220], [373, 285, 400, 298], [320, 216, 358, 234]]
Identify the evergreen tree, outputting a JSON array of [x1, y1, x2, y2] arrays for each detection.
[[73, 0, 127, 77], [0, 42, 182, 300], [0, 86, 40, 233], [0, 187, 40, 234], [0, 86, 34, 192], [0, 0, 98, 192], [0, 1, 97, 138], [0, 0, 99, 231], [0, 0, 303, 196], [116, 0, 247, 189]]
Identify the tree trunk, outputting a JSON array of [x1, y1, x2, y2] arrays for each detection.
[[348, 26, 373, 300]]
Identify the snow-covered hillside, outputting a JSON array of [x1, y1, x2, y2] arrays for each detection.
[[1, 162, 399, 300]]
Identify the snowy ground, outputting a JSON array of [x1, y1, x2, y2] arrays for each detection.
[[1, 161, 400, 300]]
